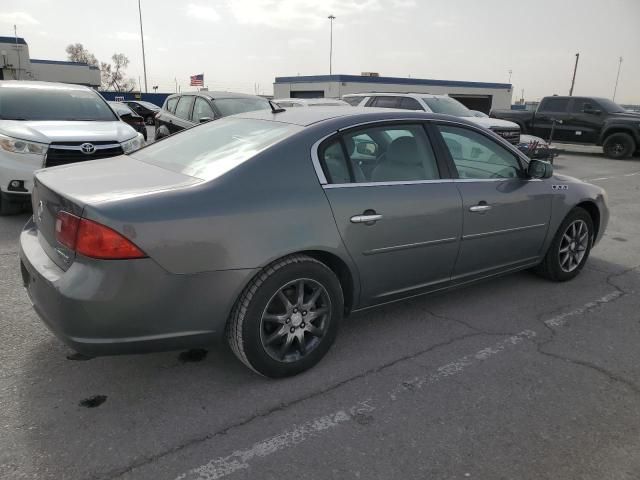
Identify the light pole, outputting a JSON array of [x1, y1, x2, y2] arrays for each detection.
[[613, 56, 623, 101], [569, 53, 579, 96], [328, 15, 336, 75], [138, 0, 148, 93]]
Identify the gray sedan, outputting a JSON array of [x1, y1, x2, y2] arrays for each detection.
[[19, 108, 609, 377]]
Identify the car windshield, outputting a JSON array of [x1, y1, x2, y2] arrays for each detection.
[[595, 98, 626, 113], [136, 101, 160, 110], [0, 85, 117, 121], [214, 98, 271, 116], [422, 97, 471, 117], [131, 118, 302, 180]]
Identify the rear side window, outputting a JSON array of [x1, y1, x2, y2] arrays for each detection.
[[131, 118, 302, 180], [214, 97, 271, 116], [193, 97, 215, 121], [399, 97, 423, 111], [165, 97, 179, 113], [368, 96, 402, 109], [539, 97, 569, 113], [342, 97, 364, 106], [174, 96, 194, 120]]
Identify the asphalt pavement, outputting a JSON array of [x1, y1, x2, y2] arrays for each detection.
[[1, 152, 639, 480]]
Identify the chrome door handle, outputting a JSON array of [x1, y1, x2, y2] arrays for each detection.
[[469, 204, 492, 213], [350, 214, 383, 224]]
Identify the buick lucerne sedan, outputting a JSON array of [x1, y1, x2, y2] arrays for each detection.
[[20, 108, 608, 377]]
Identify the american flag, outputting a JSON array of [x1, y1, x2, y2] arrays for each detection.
[[190, 73, 204, 86]]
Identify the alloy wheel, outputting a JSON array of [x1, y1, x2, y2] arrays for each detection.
[[260, 278, 331, 363], [558, 219, 589, 273]]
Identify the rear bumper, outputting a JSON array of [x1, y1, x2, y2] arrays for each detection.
[[19, 218, 256, 356]]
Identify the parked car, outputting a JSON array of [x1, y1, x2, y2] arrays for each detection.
[[470, 110, 489, 118], [154, 91, 271, 140], [491, 96, 640, 158], [0, 81, 144, 215], [343, 93, 521, 144], [274, 98, 350, 107], [122, 100, 160, 125], [109, 101, 147, 141], [20, 108, 608, 377]]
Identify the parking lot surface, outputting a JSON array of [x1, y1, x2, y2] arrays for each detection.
[[1, 153, 639, 480]]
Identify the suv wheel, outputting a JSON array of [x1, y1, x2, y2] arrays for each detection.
[[227, 255, 343, 378], [603, 133, 635, 159], [534, 207, 594, 282]]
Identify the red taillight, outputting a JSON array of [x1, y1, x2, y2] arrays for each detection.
[[55, 212, 146, 260]]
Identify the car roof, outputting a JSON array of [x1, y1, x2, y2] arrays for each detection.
[[0, 80, 92, 91], [343, 92, 447, 98], [274, 98, 347, 104], [234, 106, 477, 128], [166, 91, 266, 101]]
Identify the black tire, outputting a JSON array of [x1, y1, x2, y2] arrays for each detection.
[[227, 254, 343, 378], [155, 126, 169, 141], [535, 207, 594, 282], [0, 196, 23, 216], [603, 133, 635, 159]]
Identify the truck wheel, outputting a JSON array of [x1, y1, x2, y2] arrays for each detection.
[[603, 133, 635, 159]]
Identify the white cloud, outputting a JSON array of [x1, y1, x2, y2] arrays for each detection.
[[288, 37, 315, 49], [433, 19, 453, 28], [186, 4, 220, 22], [392, 0, 416, 7], [0, 11, 39, 25], [228, 0, 381, 29]]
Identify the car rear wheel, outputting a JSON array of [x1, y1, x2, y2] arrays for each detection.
[[227, 255, 343, 378], [603, 133, 635, 159], [534, 207, 594, 282]]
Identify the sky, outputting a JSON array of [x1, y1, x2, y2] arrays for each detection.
[[1, 0, 639, 104]]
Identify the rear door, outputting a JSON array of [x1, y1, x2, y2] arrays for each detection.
[[319, 121, 462, 306], [533, 97, 571, 141], [171, 95, 195, 133], [435, 123, 552, 282]]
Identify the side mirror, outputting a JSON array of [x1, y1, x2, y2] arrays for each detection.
[[356, 140, 378, 156], [528, 159, 553, 179], [199, 117, 213, 123]]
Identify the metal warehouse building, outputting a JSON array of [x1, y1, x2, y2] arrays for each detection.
[[274, 74, 513, 113], [0, 36, 100, 87]]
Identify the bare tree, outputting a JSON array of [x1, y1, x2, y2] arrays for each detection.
[[100, 54, 137, 92], [65, 43, 99, 67]]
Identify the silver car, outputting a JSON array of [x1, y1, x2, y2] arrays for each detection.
[[20, 108, 608, 377]]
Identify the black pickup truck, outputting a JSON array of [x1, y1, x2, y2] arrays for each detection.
[[491, 96, 640, 159]]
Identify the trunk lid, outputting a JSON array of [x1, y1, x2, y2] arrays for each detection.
[[32, 155, 202, 270]]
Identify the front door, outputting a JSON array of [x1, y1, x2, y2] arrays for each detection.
[[566, 98, 603, 144], [319, 122, 462, 305], [436, 124, 553, 282], [532, 97, 572, 142]]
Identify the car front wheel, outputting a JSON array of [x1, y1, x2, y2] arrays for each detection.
[[603, 133, 635, 159], [227, 255, 343, 378], [535, 207, 594, 282]]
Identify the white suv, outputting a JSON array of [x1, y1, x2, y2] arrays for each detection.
[[342, 93, 521, 144], [0, 81, 145, 215]]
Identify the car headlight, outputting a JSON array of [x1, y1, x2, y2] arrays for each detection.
[[0, 133, 47, 155], [121, 133, 145, 154]]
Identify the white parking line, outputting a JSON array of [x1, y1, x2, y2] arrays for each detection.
[[585, 171, 640, 182], [175, 292, 620, 480]]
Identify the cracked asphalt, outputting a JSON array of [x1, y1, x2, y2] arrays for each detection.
[[1, 152, 639, 480]]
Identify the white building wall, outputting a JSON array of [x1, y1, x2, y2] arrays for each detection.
[[29, 62, 101, 87], [274, 80, 513, 110]]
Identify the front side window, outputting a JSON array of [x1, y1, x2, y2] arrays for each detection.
[[438, 125, 523, 180], [539, 97, 570, 113], [165, 97, 179, 113], [193, 97, 215, 121], [369, 96, 402, 109], [422, 97, 471, 116], [174, 96, 194, 120], [321, 124, 440, 184], [214, 97, 271, 116], [399, 97, 424, 111], [132, 118, 301, 180], [0, 86, 117, 121]]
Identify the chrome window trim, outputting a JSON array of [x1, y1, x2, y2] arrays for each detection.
[[310, 116, 531, 187], [323, 178, 540, 189]]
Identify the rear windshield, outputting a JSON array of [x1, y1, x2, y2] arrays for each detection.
[[214, 97, 271, 116], [135, 101, 160, 110], [109, 102, 135, 116], [131, 118, 302, 180], [0, 86, 117, 121], [422, 97, 471, 117]]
